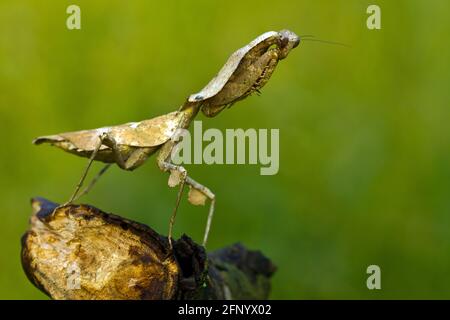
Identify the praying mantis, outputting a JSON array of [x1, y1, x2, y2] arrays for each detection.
[[33, 29, 300, 248]]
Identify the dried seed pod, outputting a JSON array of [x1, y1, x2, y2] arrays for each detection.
[[22, 198, 180, 300], [21, 198, 277, 300]]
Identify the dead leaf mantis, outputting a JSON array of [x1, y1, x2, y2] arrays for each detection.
[[33, 30, 300, 248]]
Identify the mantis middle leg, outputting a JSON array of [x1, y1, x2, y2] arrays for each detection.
[[157, 142, 216, 248], [185, 176, 216, 247]]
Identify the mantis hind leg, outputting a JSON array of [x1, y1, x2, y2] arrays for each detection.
[[71, 163, 112, 202], [67, 133, 152, 204], [66, 133, 108, 204]]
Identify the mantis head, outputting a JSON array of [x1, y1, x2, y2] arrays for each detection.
[[278, 29, 300, 59], [186, 30, 301, 118]]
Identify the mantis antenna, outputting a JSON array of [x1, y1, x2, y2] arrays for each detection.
[[300, 35, 351, 48]]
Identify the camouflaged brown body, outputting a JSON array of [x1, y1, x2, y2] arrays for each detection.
[[44, 141, 158, 168], [33, 111, 186, 167], [33, 30, 299, 168], [30, 30, 300, 248]]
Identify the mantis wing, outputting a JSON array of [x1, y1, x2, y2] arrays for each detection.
[[33, 111, 184, 151], [188, 31, 279, 103]]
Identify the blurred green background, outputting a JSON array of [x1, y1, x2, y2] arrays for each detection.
[[1, 0, 449, 299]]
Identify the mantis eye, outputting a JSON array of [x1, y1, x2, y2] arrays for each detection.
[[278, 30, 300, 59], [280, 35, 289, 48]]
